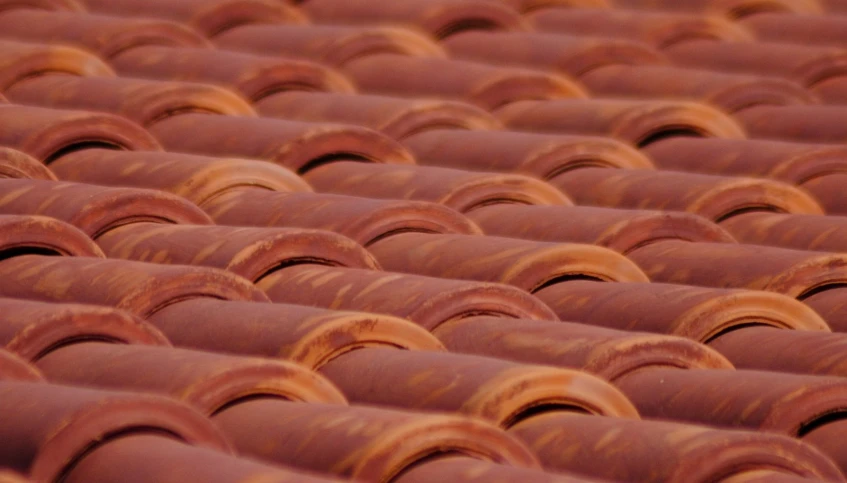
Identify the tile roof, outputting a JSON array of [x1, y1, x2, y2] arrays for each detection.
[[2, 0, 847, 482]]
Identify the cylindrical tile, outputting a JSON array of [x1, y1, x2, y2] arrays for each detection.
[[256, 265, 558, 330], [0, 472, 27, 483], [721, 212, 847, 254], [0, 147, 55, 181], [0, 214, 103, 258], [0, 0, 84, 11], [735, 105, 847, 144], [611, 0, 822, 17], [802, 420, 847, 477], [0, 39, 113, 90], [811, 77, 847, 105], [740, 13, 847, 49], [802, 173, 847, 215], [800, 288, 847, 332], [0, 350, 43, 382], [394, 456, 591, 483]]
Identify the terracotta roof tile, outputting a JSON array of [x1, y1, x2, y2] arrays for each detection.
[[801, 421, 847, 477], [211, 400, 541, 481], [0, 214, 103, 257], [394, 456, 595, 483], [740, 12, 847, 48], [0, 10, 211, 59], [735, 105, 847, 144], [147, 299, 446, 369], [610, 0, 824, 17], [495, 0, 611, 11], [256, 265, 558, 330], [303, 161, 571, 212], [820, 0, 847, 11], [721, 212, 847, 253], [800, 172, 847, 215], [799, 288, 847, 332], [0, 471, 28, 483], [0, 148, 55, 181], [811, 76, 847, 104], [726, 470, 837, 482], [509, 412, 844, 482], [0, 349, 43, 381], [0, 40, 114, 91], [0, 0, 84, 12]]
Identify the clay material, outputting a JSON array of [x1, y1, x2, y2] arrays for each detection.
[[303, 162, 571, 213], [369, 233, 649, 292], [111, 45, 354, 102], [319, 347, 640, 426], [812, 77, 847, 105], [721, 212, 847, 254], [0, 350, 43, 382], [741, 13, 847, 49], [0, 255, 269, 318], [394, 457, 593, 483], [201, 189, 482, 246], [342, 54, 586, 110], [49, 149, 311, 206], [0, 148, 55, 181], [796, 287, 847, 332], [432, 316, 733, 382], [802, 173, 847, 215], [611, 0, 822, 17], [509, 412, 845, 482], [36, 342, 347, 413], [0, 39, 113, 90], [0, 298, 168, 362], [534, 280, 829, 343], [0, 472, 27, 483], [212, 400, 541, 481], [147, 298, 446, 369], [147, 114, 415, 173], [256, 265, 558, 330], [550, 167, 823, 222], [468, 204, 735, 254], [494, 99, 746, 146], [0, 214, 104, 258], [403, 129, 655, 178], [0, 10, 211, 59], [802, 419, 847, 477], [0, 179, 211, 238], [735, 105, 847, 145], [0, 0, 84, 11], [0, 380, 232, 482], [255, 91, 501, 140], [6, 75, 255, 127]]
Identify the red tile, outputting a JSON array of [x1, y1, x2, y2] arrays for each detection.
[[395, 456, 593, 483], [0, 214, 104, 257], [6, 75, 255, 127], [0, 255, 269, 318], [0, 349, 43, 381], [535, 280, 828, 341], [740, 12, 847, 49], [0, 40, 114, 90], [255, 91, 501, 139], [800, 172, 847, 215], [303, 161, 571, 213], [801, 288, 847, 332], [811, 76, 847, 105], [96, 224, 380, 282], [0, 10, 211, 59], [49, 149, 311, 206], [431, 315, 733, 380], [201, 189, 481, 246], [550, 167, 823, 221], [215, 23, 446, 67], [256, 265, 558, 330], [0, 0, 83, 11], [820, 0, 847, 12], [0, 147, 55, 181], [0, 179, 211, 238], [725, 471, 830, 483], [801, 420, 847, 477], [610, 0, 822, 17], [211, 400, 541, 480], [735, 105, 847, 144], [468, 204, 735, 254], [0, 380, 231, 482], [147, 299, 446, 369], [0, 471, 27, 483], [147, 114, 415, 173], [721, 212, 847, 253]]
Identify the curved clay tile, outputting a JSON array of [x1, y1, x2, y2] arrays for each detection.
[[721, 212, 847, 254], [468, 205, 735, 254], [96, 223, 380, 282], [802, 173, 847, 215], [494, 99, 746, 147], [802, 421, 847, 477], [0, 380, 232, 482], [485, 0, 611, 13], [724, 471, 831, 483], [77, 0, 307, 37], [36, 343, 347, 413], [403, 129, 654, 178], [201, 190, 481, 246], [6, 75, 255, 127], [615, 368, 847, 438], [0, 0, 83, 11], [611, 0, 823, 17], [319, 348, 639, 426], [735, 105, 847, 145], [665, 40, 847, 88], [0, 40, 113, 91], [432, 316, 732, 381], [0, 255, 269, 318], [550, 168, 823, 222], [303, 162, 571, 213], [49, 149, 311, 206], [535, 280, 829, 342], [148, 299, 445, 369], [215, 24, 446, 67], [628, 240, 847, 299], [0, 105, 160, 164], [820, 0, 847, 11], [212, 400, 541, 481], [0, 180, 211, 239], [800, 289, 847, 332], [443, 31, 667, 78], [0, 349, 43, 381], [148, 114, 414, 173], [580, 65, 817, 113], [64, 435, 345, 483], [255, 92, 501, 140], [509, 412, 845, 482], [300, 0, 527, 40], [0, 472, 28, 483], [369, 233, 649, 292], [643, 137, 847, 184], [111, 46, 354, 102], [0, 148, 54, 181], [812, 76, 847, 105], [527, 7, 752, 48], [0, 214, 104, 258], [0, 298, 168, 361], [740, 13, 847, 49], [0, 10, 210, 59], [342, 54, 586, 110], [395, 457, 594, 483], [256, 265, 558, 330]]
